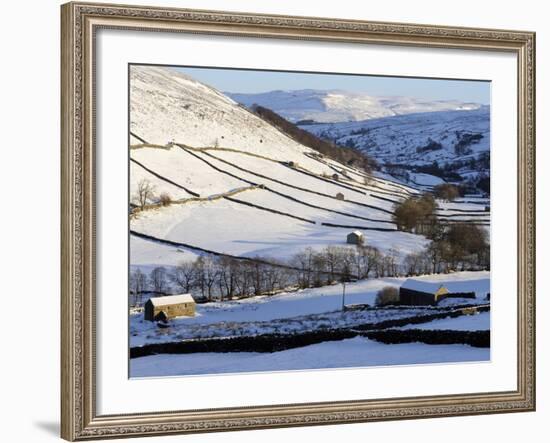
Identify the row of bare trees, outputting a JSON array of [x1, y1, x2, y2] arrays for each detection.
[[130, 255, 296, 305], [290, 245, 400, 288], [129, 245, 405, 305], [251, 105, 377, 172], [403, 223, 490, 275], [392, 190, 490, 274], [130, 227, 489, 306]]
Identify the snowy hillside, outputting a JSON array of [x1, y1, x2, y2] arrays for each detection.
[[229, 89, 483, 124], [130, 66, 489, 270], [301, 108, 490, 170], [129, 66, 491, 378], [131, 66, 327, 168]]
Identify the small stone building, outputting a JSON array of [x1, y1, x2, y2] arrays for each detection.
[[336, 192, 345, 200], [399, 279, 449, 306], [398, 279, 475, 306], [347, 230, 364, 245], [144, 294, 196, 321]]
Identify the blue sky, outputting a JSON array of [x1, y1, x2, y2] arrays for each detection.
[[174, 66, 490, 104]]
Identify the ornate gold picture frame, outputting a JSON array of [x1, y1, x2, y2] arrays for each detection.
[[61, 1, 535, 440]]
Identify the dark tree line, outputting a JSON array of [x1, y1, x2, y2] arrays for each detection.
[[392, 192, 490, 274], [251, 105, 377, 172], [392, 194, 438, 234], [129, 245, 406, 305], [433, 183, 460, 202]]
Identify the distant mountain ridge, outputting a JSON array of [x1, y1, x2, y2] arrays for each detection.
[[302, 107, 490, 186], [228, 89, 485, 124]]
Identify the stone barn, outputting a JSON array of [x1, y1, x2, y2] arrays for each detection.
[[399, 279, 449, 306], [347, 230, 364, 245], [399, 279, 475, 306], [144, 294, 196, 321], [336, 192, 345, 200]]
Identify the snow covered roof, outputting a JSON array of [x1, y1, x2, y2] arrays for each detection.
[[401, 279, 448, 294], [349, 230, 363, 237], [149, 294, 195, 307]]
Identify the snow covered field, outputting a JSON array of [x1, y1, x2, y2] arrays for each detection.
[[131, 271, 490, 346], [128, 66, 491, 378], [398, 312, 490, 331], [129, 67, 489, 271], [129, 272, 490, 376], [131, 337, 489, 377]]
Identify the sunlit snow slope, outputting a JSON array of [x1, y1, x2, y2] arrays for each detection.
[[129, 66, 489, 269]]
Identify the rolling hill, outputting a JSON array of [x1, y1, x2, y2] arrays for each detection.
[[301, 108, 490, 172], [129, 66, 489, 271], [229, 88, 490, 185], [228, 89, 483, 124]]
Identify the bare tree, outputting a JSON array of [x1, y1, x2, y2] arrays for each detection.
[[387, 247, 400, 277], [311, 250, 328, 287], [135, 179, 156, 210], [433, 183, 460, 202], [149, 266, 168, 294], [246, 259, 266, 296], [216, 256, 240, 300], [263, 260, 288, 293], [194, 256, 219, 301], [404, 252, 422, 276], [324, 246, 342, 283], [233, 260, 252, 297], [374, 250, 389, 278], [338, 247, 356, 282], [291, 247, 316, 288], [169, 261, 196, 293], [357, 245, 380, 278], [130, 268, 147, 306]]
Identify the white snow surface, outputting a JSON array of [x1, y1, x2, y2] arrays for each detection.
[[399, 312, 490, 331], [131, 66, 327, 170], [302, 108, 490, 173], [130, 160, 192, 203], [228, 89, 483, 123], [129, 66, 490, 270], [130, 197, 427, 260], [130, 271, 489, 346], [130, 235, 200, 269], [130, 336, 489, 377], [409, 173, 445, 186], [148, 294, 195, 307], [401, 278, 448, 294]]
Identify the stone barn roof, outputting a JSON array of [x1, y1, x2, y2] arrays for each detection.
[[401, 279, 448, 295], [148, 294, 195, 307]]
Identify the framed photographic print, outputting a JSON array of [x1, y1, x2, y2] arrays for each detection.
[[61, 1, 536, 440]]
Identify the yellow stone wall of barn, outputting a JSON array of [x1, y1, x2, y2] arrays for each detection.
[[435, 287, 450, 301], [153, 303, 196, 319]]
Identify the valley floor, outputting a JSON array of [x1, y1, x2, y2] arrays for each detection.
[[130, 336, 489, 377], [129, 271, 490, 377]]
